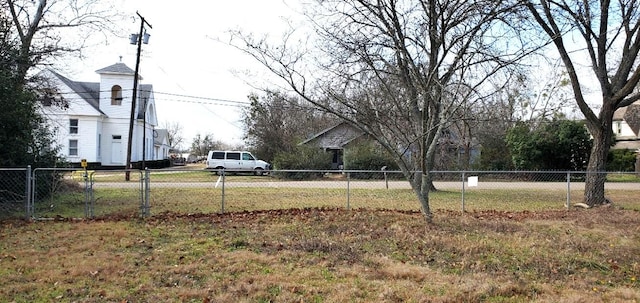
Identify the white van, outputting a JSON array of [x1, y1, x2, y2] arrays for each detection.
[[205, 150, 271, 175]]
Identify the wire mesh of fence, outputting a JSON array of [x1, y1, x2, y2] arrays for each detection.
[[0, 168, 30, 220], [1, 167, 638, 220]]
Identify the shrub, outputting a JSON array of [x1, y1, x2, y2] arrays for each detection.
[[272, 145, 332, 179], [608, 149, 637, 172], [344, 142, 399, 179]]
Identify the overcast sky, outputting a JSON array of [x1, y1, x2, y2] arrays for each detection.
[[58, 1, 607, 150], [63, 0, 303, 149]]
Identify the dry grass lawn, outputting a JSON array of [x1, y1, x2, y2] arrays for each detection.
[[1, 207, 639, 302]]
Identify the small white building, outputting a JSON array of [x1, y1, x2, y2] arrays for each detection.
[[40, 62, 170, 167], [612, 101, 640, 151]]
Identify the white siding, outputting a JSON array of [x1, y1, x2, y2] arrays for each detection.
[[614, 120, 639, 140], [99, 74, 136, 119], [45, 115, 102, 162], [41, 66, 159, 166]]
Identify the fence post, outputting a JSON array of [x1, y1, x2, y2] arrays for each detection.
[[144, 168, 150, 217], [347, 172, 352, 210], [461, 171, 466, 213], [137, 170, 145, 218], [89, 171, 96, 218], [382, 166, 388, 189], [25, 165, 31, 219], [30, 168, 36, 219], [84, 168, 91, 218], [221, 170, 226, 214], [566, 171, 571, 209]]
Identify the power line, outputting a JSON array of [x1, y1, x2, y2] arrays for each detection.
[[152, 91, 250, 106], [55, 89, 251, 107]]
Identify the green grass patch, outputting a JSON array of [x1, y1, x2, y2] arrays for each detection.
[[607, 173, 640, 182]]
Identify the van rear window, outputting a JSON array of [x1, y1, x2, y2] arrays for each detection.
[[227, 152, 241, 160], [212, 152, 225, 159]]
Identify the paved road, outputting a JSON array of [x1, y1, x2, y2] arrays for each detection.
[[90, 180, 639, 190]]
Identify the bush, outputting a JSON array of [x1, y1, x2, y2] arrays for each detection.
[[608, 149, 637, 172], [344, 142, 399, 179], [272, 145, 332, 180]]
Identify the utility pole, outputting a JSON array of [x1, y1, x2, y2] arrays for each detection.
[[125, 12, 151, 181]]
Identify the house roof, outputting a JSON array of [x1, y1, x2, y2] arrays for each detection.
[[95, 62, 137, 76], [137, 84, 153, 119], [623, 104, 640, 136], [49, 70, 106, 116], [49, 65, 151, 118], [154, 129, 169, 146], [613, 101, 640, 136], [300, 121, 365, 149]]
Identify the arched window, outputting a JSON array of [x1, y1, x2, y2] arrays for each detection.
[[111, 85, 123, 105]]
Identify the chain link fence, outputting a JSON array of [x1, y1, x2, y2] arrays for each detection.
[[0, 167, 30, 220], [1, 167, 638, 220]]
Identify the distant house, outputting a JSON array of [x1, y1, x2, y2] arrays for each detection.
[[153, 129, 171, 163], [612, 101, 640, 171], [300, 122, 366, 169], [39, 62, 170, 167], [613, 101, 640, 150], [301, 121, 480, 170]]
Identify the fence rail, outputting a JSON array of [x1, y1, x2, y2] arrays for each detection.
[[1, 167, 638, 220]]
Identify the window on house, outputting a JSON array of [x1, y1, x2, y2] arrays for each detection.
[[111, 85, 123, 105], [97, 134, 101, 157], [69, 119, 78, 134], [616, 121, 622, 134], [69, 140, 78, 156]]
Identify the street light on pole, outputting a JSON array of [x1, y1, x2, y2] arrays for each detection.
[[125, 11, 151, 181]]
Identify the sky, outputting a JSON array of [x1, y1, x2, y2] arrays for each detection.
[[63, 0, 304, 149], [57, 1, 608, 150]]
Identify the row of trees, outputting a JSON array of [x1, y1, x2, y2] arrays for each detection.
[[232, 0, 640, 221], [242, 89, 599, 172]]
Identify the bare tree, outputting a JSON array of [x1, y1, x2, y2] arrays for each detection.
[[4, 0, 122, 85], [242, 91, 337, 162], [190, 133, 225, 158], [232, 0, 536, 222], [526, 0, 640, 206], [162, 121, 185, 152]]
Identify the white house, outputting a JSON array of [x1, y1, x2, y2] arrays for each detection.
[[40, 62, 170, 167], [612, 101, 640, 151]]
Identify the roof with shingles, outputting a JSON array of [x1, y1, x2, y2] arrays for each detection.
[[49, 70, 105, 115], [614, 100, 640, 136], [137, 84, 153, 119], [154, 128, 168, 145], [623, 104, 640, 136], [49, 63, 152, 118], [95, 62, 136, 75], [299, 121, 365, 149]]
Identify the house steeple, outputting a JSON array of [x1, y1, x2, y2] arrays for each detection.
[[95, 62, 140, 118]]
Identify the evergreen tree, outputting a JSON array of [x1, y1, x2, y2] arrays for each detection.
[[506, 120, 592, 171], [0, 15, 60, 168]]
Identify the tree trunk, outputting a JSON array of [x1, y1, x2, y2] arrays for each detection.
[[420, 173, 433, 222], [584, 111, 613, 207], [406, 170, 433, 223]]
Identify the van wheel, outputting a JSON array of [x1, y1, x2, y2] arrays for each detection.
[[215, 167, 225, 175], [254, 168, 264, 176]]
